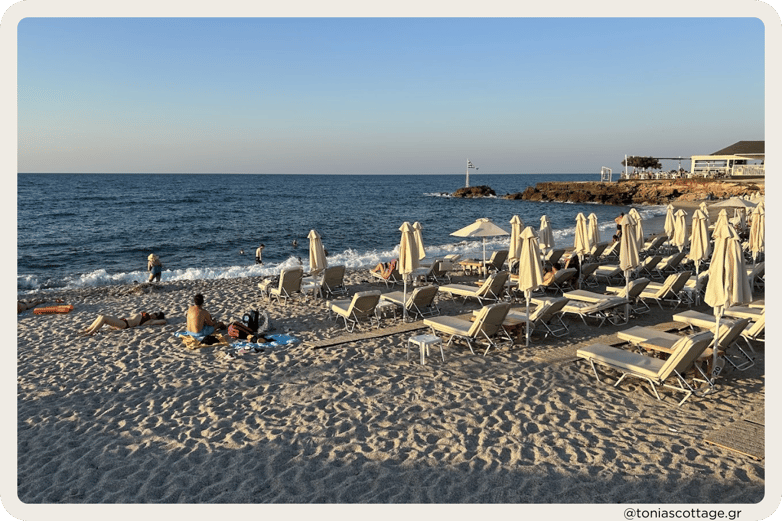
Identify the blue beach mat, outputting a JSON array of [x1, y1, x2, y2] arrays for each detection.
[[230, 334, 299, 352]]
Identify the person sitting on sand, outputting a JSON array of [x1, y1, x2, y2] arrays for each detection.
[[187, 293, 225, 336], [148, 254, 163, 282], [370, 259, 397, 279], [80, 311, 166, 336]]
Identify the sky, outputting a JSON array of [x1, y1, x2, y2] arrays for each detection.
[[15, 16, 767, 174]]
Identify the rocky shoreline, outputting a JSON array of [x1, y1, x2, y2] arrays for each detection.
[[453, 179, 764, 206]]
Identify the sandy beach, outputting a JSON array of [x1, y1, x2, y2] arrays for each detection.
[[16, 207, 766, 504]]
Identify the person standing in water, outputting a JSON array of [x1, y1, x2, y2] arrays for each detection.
[[255, 243, 265, 264], [148, 254, 163, 282]]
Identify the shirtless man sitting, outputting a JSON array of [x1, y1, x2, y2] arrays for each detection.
[[187, 293, 225, 336]]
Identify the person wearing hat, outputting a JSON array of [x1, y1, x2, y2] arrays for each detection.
[[147, 254, 163, 282]]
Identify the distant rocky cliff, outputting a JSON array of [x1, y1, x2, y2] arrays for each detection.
[[504, 179, 764, 206]]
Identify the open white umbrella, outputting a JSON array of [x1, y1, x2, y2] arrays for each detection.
[[688, 209, 711, 304], [671, 209, 689, 252], [412, 222, 426, 260], [517, 226, 545, 346], [451, 218, 509, 268], [704, 219, 752, 377], [538, 215, 555, 254], [619, 214, 640, 324], [748, 204, 765, 264], [664, 204, 676, 252], [573, 213, 592, 289], [628, 208, 645, 252], [508, 215, 524, 267], [711, 197, 758, 210], [587, 213, 601, 248], [398, 222, 420, 322], [307, 229, 327, 275]]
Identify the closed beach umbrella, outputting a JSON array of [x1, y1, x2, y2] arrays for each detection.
[[412, 222, 426, 260], [451, 218, 510, 267], [573, 213, 592, 289], [748, 205, 765, 264], [704, 220, 752, 376], [517, 226, 546, 346], [712, 209, 729, 239], [671, 209, 689, 252], [699, 202, 711, 228], [628, 208, 644, 252], [398, 222, 420, 322], [587, 213, 601, 248], [688, 209, 711, 304], [619, 214, 640, 324], [307, 229, 327, 275], [664, 204, 675, 250], [508, 215, 524, 264], [538, 215, 555, 254], [732, 208, 746, 232]]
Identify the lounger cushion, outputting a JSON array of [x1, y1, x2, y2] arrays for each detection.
[[438, 283, 484, 297], [577, 343, 666, 379], [563, 296, 625, 315], [617, 326, 682, 345], [423, 315, 471, 336]]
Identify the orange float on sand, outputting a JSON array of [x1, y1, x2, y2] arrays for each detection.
[[33, 305, 74, 315]]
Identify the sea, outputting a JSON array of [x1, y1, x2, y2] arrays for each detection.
[[17, 173, 668, 296]]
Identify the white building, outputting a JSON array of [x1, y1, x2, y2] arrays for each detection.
[[690, 141, 764, 178]]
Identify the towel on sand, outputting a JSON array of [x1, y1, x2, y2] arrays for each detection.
[[231, 334, 299, 351], [175, 332, 232, 350]]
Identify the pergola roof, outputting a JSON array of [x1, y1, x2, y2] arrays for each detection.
[[711, 141, 764, 156]]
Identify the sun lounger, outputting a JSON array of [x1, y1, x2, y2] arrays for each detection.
[[634, 255, 663, 278], [640, 236, 667, 257], [302, 264, 348, 299], [483, 250, 509, 273], [538, 267, 577, 294], [370, 260, 401, 288], [263, 266, 304, 304], [579, 262, 600, 288], [329, 290, 382, 332], [504, 297, 570, 339], [438, 271, 509, 305], [673, 310, 764, 352], [424, 302, 512, 356], [589, 242, 610, 261], [561, 293, 628, 326], [577, 330, 713, 406], [621, 316, 752, 373], [544, 248, 566, 267], [746, 262, 765, 292], [602, 277, 652, 314], [637, 271, 691, 310], [593, 264, 623, 285], [653, 251, 687, 278], [380, 284, 440, 320], [748, 299, 764, 309], [598, 240, 620, 261]]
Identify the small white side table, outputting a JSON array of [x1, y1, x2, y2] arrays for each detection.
[[407, 334, 443, 365]]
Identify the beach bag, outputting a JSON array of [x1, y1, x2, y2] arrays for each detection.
[[242, 310, 260, 332], [228, 321, 255, 339]]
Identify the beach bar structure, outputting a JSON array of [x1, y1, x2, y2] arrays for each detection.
[[690, 141, 764, 178]]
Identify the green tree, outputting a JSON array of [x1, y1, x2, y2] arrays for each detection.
[[621, 156, 662, 171]]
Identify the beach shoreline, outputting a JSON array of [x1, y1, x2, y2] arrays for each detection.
[[17, 234, 766, 503]]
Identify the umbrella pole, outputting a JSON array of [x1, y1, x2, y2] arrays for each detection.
[[525, 289, 531, 347], [712, 309, 722, 378], [624, 270, 631, 324], [402, 277, 408, 323], [578, 254, 583, 289]]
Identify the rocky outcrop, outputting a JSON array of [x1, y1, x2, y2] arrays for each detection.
[[453, 185, 496, 198], [509, 180, 764, 206]]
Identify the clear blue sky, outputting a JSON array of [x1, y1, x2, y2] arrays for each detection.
[[17, 17, 765, 174]]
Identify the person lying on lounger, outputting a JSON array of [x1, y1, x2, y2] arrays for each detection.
[[370, 259, 397, 279], [80, 311, 166, 336]]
